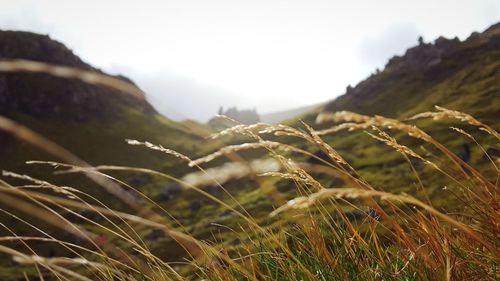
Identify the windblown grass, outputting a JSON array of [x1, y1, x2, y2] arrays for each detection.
[[0, 60, 498, 280]]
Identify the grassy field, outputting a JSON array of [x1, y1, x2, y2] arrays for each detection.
[[0, 61, 498, 280], [0, 26, 499, 280]]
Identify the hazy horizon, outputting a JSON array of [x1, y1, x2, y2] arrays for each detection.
[[1, 0, 499, 121]]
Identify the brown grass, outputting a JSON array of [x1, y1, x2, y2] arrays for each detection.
[[0, 60, 498, 280]]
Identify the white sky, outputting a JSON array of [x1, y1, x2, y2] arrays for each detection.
[[1, 0, 499, 121]]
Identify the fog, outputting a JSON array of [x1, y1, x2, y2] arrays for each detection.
[[1, 0, 499, 121]]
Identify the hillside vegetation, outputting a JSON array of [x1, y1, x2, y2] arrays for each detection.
[[0, 31, 217, 177], [0, 24, 498, 280], [321, 23, 500, 123]]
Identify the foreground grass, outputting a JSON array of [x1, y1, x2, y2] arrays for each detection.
[[0, 60, 498, 280]]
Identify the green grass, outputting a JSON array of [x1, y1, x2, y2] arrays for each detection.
[[1, 107, 498, 280], [0, 25, 499, 281]]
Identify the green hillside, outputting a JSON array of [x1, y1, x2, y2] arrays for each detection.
[[321, 23, 500, 123], [283, 23, 500, 204], [0, 32, 222, 278], [0, 24, 498, 280], [0, 31, 215, 177]]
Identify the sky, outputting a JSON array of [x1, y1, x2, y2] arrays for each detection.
[[1, 1, 499, 121]]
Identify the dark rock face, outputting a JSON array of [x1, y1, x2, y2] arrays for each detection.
[[467, 31, 480, 41], [0, 32, 89, 67], [0, 30, 155, 120], [386, 36, 460, 71]]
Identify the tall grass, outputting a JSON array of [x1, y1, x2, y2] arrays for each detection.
[[0, 60, 498, 280]]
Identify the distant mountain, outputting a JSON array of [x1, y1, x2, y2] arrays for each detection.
[[206, 102, 326, 128], [0, 31, 213, 176], [315, 23, 500, 125], [260, 102, 325, 124], [207, 106, 260, 130], [219, 106, 260, 124]]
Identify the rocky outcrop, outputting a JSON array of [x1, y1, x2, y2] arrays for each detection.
[[208, 106, 260, 129], [386, 36, 460, 71], [218, 106, 260, 124], [319, 22, 500, 122], [0, 30, 155, 120]]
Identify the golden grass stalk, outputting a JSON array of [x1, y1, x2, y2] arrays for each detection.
[[1, 170, 81, 198], [450, 127, 499, 172], [270, 187, 490, 248], [0, 244, 94, 281], [0, 192, 140, 279], [0, 59, 145, 100], [126, 139, 192, 162], [0, 116, 206, 263], [2, 169, 191, 280], [1, 58, 497, 279], [408, 105, 500, 140], [259, 169, 324, 191], [303, 122, 348, 166], [315, 110, 497, 190], [316, 111, 433, 142], [209, 123, 270, 139], [0, 181, 192, 280], [365, 127, 438, 169], [29, 163, 267, 280], [188, 141, 282, 167], [65, 164, 319, 280], [209, 122, 307, 141], [316, 110, 372, 124], [0, 207, 133, 278], [0, 185, 189, 243], [0, 234, 136, 278]]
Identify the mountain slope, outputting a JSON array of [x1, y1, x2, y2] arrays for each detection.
[[281, 23, 500, 202], [319, 23, 500, 124], [260, 102, 325, 124], [0, 31, 212, 176]]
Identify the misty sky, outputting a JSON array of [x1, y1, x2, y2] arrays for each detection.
[[1, 1, 499, 121]]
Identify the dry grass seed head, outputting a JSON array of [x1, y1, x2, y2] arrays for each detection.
[[316, 111, 433, 142], [2, 171, 80, 198], [188, 141, 282, 167], [408, 105, 500, 140], [0, 59, 145, 100], [365, 127, 438, 170], [126, 139, 192, 162], [303, 122, 348, 165]]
